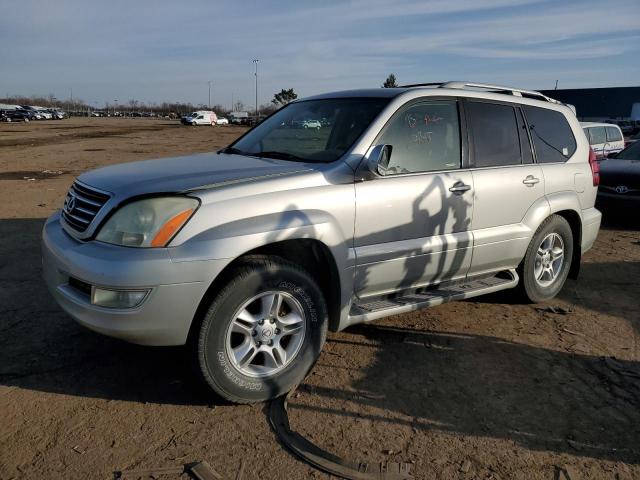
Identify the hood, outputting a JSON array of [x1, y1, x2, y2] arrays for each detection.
[[599, 159, 640, 189], [78, 152, 312, 197]]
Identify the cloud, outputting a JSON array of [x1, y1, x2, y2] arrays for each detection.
[[0, 0, 638, 104]]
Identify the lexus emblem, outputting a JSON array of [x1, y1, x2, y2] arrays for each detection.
[[615, 185, 629, 194], [261, 328, 273, 338], [64, 195, 76, 214]]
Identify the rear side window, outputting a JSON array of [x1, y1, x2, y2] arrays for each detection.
[[588, 127, 606, 145], [467, 101, 522, 167], [523, 106, 576, 163], [606, 126, 623, 142]]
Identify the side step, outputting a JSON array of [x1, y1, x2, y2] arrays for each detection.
[[349, 269, 519, 323]]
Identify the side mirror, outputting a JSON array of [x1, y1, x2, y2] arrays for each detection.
[[364, 144, 393, 176]]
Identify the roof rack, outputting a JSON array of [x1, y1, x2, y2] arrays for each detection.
[[398, 81, 562, 105], [441, 81, 562, 104], [396, 82, 445, 88]]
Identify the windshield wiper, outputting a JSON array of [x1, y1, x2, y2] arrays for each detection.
[[219, 146, 247, 155], [257, 151, 307, 162]]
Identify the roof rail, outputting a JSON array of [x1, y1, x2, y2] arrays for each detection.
[[438, 81, 562, 104], [397, 82, 444, 88]]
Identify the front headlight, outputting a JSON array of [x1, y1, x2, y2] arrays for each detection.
[[96, 196, 199, 247]]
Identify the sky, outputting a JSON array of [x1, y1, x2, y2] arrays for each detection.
[[1, 0, 639, 109]]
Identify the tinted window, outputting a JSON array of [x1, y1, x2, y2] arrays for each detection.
[[468, 102, 521, 167], [376, 100, 460, 174], [606, 126, 623, 142], [523, 106, 576, 163], [617, 141, 640, 160]]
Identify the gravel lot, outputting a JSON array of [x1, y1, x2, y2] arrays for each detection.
[[1, 118, 638, 479]]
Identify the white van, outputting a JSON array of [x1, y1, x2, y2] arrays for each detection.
[[181, 110, 217, 126], [581, 122, 625, 159]]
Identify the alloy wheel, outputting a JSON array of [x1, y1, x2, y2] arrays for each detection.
[[534, 233, 565, 287], [224, 291, 306, 378]]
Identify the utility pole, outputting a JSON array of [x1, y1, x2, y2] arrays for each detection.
[[208, 81, 213, 109], [253, 59, 259, 119]]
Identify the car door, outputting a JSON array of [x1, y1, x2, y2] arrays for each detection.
[[353, 99, 474, 298], [465, 100, 545, 276]]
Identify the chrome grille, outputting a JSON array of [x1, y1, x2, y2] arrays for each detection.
[[61, 181, 111, 232]]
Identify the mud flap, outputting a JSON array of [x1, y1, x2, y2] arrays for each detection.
[[268, 391, 413, 480]]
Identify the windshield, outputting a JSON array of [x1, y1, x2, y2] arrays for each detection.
[[227, 98, 389, 162], [617, 140, 640, 160]]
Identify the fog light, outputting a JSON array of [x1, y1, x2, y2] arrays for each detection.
[[91, 287, 150, 309]]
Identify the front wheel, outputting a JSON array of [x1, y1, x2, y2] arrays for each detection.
[[192, 256, 328, 403], [518, 214, 573, 303]]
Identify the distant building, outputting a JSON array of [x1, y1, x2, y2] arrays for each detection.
[[540, 86, 640, 121]]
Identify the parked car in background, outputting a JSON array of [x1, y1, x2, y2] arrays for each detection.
[[625, 131, 640, 146], [6, 110, 34, 122], [597, 140, 640, 207], [581, 122, 625, 159], [229, 111, 249, 124], [0, 110, 11, 122], [215, 117, 229, 125], [51, 110, 66, 120], [42, 82, 601, 403], [20, 105, 43, 119], [181, 111, 217, 126], [612, 120, 635, 135], [302, 119, 322, 129]]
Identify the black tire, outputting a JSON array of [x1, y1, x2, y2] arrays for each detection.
[[518, 214, 573, 303], [192, 256, 328, 403]]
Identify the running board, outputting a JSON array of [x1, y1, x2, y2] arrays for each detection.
[[349, 269, 519, 323]]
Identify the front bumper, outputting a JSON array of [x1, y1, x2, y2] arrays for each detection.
[[42, 213, 226, 346]]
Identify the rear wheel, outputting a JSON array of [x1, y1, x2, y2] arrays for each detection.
[[518, 215, 573, 303], [192, 256, 327, 403]]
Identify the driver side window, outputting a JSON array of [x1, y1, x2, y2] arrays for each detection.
[[376, 100, 461, 174]]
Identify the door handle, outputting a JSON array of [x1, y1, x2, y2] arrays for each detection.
[[449, 182, 471, 194], [523, 175, 540, 186]]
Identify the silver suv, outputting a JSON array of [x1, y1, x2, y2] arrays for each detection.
[[42, 82, 602, 403]]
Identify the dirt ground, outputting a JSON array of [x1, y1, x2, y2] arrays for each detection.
[[0, 118, 638, 480]]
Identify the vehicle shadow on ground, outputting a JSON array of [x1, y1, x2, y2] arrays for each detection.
[[298, 324, 640, 465], [2, 214, 639, 465], [0, 218, 212, 406]]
